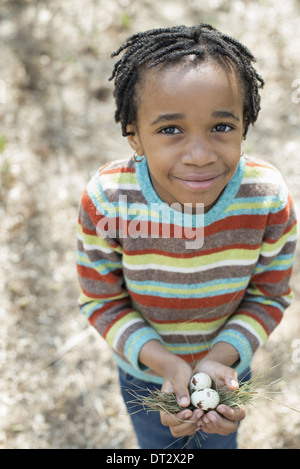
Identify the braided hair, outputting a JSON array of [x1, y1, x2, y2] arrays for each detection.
[[109, 23, 264, 138]]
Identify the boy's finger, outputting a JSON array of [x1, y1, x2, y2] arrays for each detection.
[[173, 381, 191, 407], [225, 376, 239, 389], [161, 379, 190, 408], [176, 394, 190, 407], [222, 369, 239, 390], [217, 404, 246, 421], [160, 409, 193, 427], [161, 378, 174, 393]]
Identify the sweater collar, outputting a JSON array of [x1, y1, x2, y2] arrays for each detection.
[[135, 157, 246, 226]]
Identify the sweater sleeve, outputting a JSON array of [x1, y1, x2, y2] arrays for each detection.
[[76, 186, 162, 372], [212, 192, 297, 373]]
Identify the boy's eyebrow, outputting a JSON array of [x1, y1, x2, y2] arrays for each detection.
[[212, 110, 240, 121], [150, 113, 185, 126], [151, 110, 240, 126]]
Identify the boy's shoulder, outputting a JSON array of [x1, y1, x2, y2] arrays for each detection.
[[85, 157, 144, 207], [97, 157, 140, 193], [87, 157, 136, 187], [242, 154, 289, 202], [97, 156, 135, 178], [244, 154, 283, 177]]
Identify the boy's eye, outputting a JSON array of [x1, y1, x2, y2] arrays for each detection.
[[213, 124, 233, 133], [159, 126, 181, 135]]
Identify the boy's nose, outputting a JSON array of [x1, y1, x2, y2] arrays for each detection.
[[182, 135, 217, 166]]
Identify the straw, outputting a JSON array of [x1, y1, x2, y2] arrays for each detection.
[[127, 365, 300, 416]]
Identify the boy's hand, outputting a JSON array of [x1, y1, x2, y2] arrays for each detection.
[[193, 359, 246, 435], [194, 358, 239, 390], [196, 403, 245, 436], [139, 339, 193, 407], [160, 359, 246, 438], [140, 340, 246, 438], [163, 358, 193, 408], [160, 364, 205, 439], [139, 340, 203, 437]]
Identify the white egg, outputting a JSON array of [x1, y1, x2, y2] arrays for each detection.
[[189, 372, 212, 393], [190, 388, 220, 411]]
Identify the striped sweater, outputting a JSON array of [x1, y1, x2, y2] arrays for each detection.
[[77, 155, 297, 383]]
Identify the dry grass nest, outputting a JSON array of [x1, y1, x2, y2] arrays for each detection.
[[127, 366, 300, 418]]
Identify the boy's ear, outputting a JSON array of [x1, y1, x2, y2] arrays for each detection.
[[126, 124, 144, 155]]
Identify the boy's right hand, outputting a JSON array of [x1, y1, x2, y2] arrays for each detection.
[[159, 361, 204, 438], [138, 340, 204, 437]]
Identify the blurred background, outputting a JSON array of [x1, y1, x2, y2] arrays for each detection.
[[0, 0, 299, 449]]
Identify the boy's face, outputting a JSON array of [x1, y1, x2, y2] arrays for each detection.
[[127, 59, 245, 212]]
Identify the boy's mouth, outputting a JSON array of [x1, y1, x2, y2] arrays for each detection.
[[174, 173, 222, 190]]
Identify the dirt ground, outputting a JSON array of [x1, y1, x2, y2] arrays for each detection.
[[0, 0, 299, 449]]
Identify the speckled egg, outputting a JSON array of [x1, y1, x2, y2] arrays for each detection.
[[190, 388, 220, 411]]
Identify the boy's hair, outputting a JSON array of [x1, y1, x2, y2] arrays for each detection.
[[109, 23, 264, 138]]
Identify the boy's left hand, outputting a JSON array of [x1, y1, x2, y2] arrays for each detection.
[[196, 403, 246, 436], [193, 359, 246, 435]]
